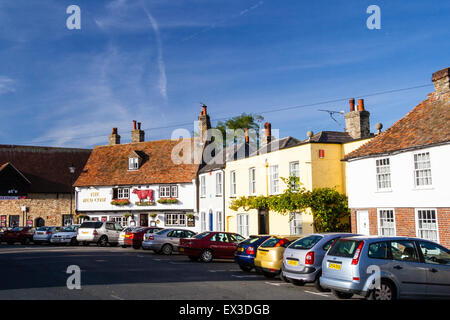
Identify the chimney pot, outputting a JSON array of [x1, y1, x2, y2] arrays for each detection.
[[202, 105, 207, 116], [138, 122, 141, 130], [245, 128, 249, 143], [264, 122, 272, 137], [133, 120, 137, 130], [349, 98, 355, 112], [357, 99, 365, 111], [112, 128, 118, 134]]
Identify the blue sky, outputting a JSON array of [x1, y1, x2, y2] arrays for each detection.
[[0, 0, 449, 148]]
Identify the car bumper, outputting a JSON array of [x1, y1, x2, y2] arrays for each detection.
[[235, 254, 255, 267], [282, 265, 318, 282], [50, 238, 72, 244], [320, 276, 367, 295], [77, 235, 98, 242], [254, 266, 281, 275], [33, 237, 51, 242], [178, 246, 200, 256]]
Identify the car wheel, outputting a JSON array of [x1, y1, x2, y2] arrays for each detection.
[[279, 272, 290, 283], [314, 273, 330, 292], [82, 242, 89, 246], [262, 271, 276, 279], [21, 238, 30, 245], [368, 280, 396, 301], [97, 236, 108, 247], [188, 256, 198, 262], [200, 249, 213, 263], [239, 264, 253, 272], [162, 244, 173, 255], [70, 237, 78, 246], [332, 290, 354, 299], [292, 279, 305, 286], [121, 245, 127, 248], [132, 244, 141, 249]]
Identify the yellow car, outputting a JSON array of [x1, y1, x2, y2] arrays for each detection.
[[254, 235, 301, 278]]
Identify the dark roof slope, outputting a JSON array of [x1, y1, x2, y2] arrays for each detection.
[[0, 145, 92, 193], [307, 131, 354, 144], [199, 142, 252, 174], [74, 139, 200, 187], [251, 136, 301, 156], [344, 91, 450, 160]]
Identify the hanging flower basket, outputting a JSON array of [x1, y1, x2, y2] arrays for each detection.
[[111, 199, 131, 206], [149, 213, 158, 219], [135, 201, 156, 206], [186, 213, 194, 219], [157, 198, 179, 204]]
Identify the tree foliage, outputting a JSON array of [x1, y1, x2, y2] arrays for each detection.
[[229, 175, 350, 232], [215, 112, 264, 145]]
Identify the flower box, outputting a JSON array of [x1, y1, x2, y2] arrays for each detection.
[[110, 199, 131, 206], [157, 198, 179, 204], [135, 201, 156, 206]]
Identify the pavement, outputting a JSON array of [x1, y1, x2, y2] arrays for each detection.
[[0, 243, 359, 300]]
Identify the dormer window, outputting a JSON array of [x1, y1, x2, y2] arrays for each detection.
[[129, 157, 139, 170]]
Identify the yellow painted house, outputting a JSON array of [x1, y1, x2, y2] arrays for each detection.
[[225, 98, 374, 237]]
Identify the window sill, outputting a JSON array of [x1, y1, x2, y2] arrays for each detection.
[[375, 189, 393, 193], [216, 195, 223, 197], [412, 186, 434, 191]]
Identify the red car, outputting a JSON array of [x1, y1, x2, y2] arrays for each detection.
[[3, 227, 36, 245], [179, 231, 245, 262], [124, 227, 163, 249]]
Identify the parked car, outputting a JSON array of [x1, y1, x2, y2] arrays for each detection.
[[320, 236, 450, 300], [235, 235, 271, 272], [119, 226, 138, 247], [143, 227, 164, 242], [50, 225, 80, 245], [3, 227, 36, 245], [282, 233, 358, 291], [142, 228, 196, 254], [33, 226, 64, 244], [125, 227, 164, 249], [0, 227, 12, 243], [179, 231, 245, 262], [76, 221, 123, 246], [254, 235, 300, 279]]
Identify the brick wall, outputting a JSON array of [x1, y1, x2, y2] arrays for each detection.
[[0, 193, 75, 227], [351, 207, 450, 248]]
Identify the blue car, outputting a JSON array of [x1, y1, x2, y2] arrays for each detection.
[[235, 235, 271, 271]]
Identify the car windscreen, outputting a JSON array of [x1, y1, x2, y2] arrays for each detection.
[[289, 235, 323, 250], [240, 236, 265, 245], [133, 227, 146, 233], [327, 239, 363, 258], [37, 227, 50, 231], [194, 232, 211, 239], [155, 229, 171, 235], [11, 227, 23, 231], [63, 226, 77, 232], [80, 222, 103, 229]]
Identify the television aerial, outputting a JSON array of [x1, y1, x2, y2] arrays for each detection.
[[318, 109, 345, 130]]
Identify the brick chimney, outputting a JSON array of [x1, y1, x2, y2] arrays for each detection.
[[198, 104, 211, 142], [131, 120, 145, 143], [109, 128, 121, 145], [262, 122, 273, 146], [432, 67, 450, 94], [345, 98, 371, 139]]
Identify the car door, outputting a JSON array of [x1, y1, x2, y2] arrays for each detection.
[[169, 230, 183, 248], [417, 240, 450, 297], [388, 240, 428, 297], [223, 233, 241, 258], [209, 233, 227, 258], [105, 223, 116, 241]]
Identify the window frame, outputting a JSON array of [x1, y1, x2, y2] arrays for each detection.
[[230, 171, 236, 197], [377, 208, 396, 236], [200, 175, 206, 198], [375, 157, 392, 191], [165, 213, 186, 227], [415, 208, 439, 243], [128, 157, 139, 170], [237, 213, 249, 238], [413, 152, 432, 188], [216, 172, 223, 196], [159, 185, 178, 198], [289, 212, 303, 235], [269, 165, 279, 195], [116, 188, 130, 199], [249, 167, 256, 195]]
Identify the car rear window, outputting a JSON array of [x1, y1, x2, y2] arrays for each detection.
[[37, 227, 50, 231], [260, 237, 291, 248], [134, 227, 146, 233], [289, 235, 323, 250], [80, 222, 103, 229], [327, 239, 363, 258], [194, 232, 211, 239], [12, 227, 23, 231], [241, 236, 266, 245]]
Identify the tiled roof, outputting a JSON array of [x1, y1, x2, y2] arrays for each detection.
[[0, 145, 92, 193], [0, 162, 31, 184], [344, 91, 450, 160], [74, 138, 200, 187], [306, 131, 355, 144]]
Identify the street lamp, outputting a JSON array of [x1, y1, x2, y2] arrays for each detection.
[[69, 163, 76, 226]]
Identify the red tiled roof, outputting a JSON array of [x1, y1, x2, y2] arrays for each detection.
[[344, 91, 450, 160], [74, 138, 200, 187], [0, 145, 92, 193]]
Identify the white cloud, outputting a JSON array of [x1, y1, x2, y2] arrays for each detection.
[[0, 76, 15, 94]]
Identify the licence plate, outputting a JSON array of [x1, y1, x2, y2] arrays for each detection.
[[179, 248, 184, 252], [82, 231, 88, 234], [287, 259, 298, 266], [259, 251, 267, 256], [329, 263, 341, 270], [238, 247, 244, 252], [38, 232, 43, 235], [121, 235, 125, 238]]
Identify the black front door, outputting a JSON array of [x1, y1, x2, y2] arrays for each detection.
[[258, 209, 269, 235], [35, 217, 45, 227]]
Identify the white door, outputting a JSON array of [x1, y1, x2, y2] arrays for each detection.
[[356, 210, 370, 235]]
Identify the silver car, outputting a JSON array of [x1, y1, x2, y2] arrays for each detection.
[[142, 228, 197, 255], [77, 221, 123, 247], [320, 236, 450, 300], [33, 226, 63, 244], [282, 233, 358, 291], [50, 225, 80, 245]]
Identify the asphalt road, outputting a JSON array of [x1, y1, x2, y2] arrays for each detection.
[[0, 244, 357, 300]]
